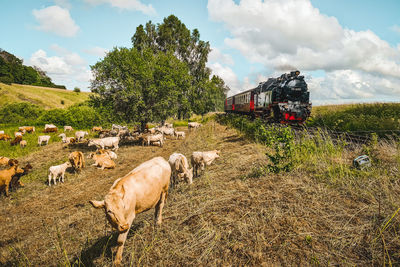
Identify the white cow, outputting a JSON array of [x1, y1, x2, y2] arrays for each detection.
[[88, 137, 120, 151], [188, 122, 202, 130], [0, 130, 4, 135], [75, 131, 88, 142], [48, 161, 72, 186], [191, 150, 220, 177], [174, 131, 185, 139], [64, 126, 73, 131], [168, 153, 193, 187], [147, 133, 164, 147], [38, 135, 51, 146]]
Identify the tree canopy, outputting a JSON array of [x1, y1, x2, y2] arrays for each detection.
[[90, 15, 229, 128]]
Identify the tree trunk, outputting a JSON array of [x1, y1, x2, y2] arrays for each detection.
[[140, 121, 147, 133]]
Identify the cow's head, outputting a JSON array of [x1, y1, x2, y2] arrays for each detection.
[[90, 193, 129, 233]]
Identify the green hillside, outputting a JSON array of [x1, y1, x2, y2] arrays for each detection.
[[0, 83, 90, 109]]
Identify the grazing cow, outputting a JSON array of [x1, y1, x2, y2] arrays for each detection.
[[148, 128, 156, 134], [0, 165, 24, 196], [188, 122, 201, 130], [10, 163, 32, 190], [168, 153, 193, 187], [48, 161, 72, 186], [88, 152, 116, 169], [20, 140, 27, 148], [88, 137, 120, 151], [174, 131, 185, 139], [75, 131, 88, 142], [68, 151, 85, 173], [0, 134, 12, 141], [14, 131, 23, 137], [191, 150, 220, 177], [92, 126, 103, 132], [97, 149, 118, 160], [147, 133, 164, 147], [117, 129, 130, 138], [0, 157, 11, 166], [44, 124, 58, 133], [112, 124, 128, 131], [38, 135, 51, 146], [164, 123, 173, 128], [19, 126, 35, 133], [89, 157, 171, 266], [10, 136, 22, 146], [0, 130, 4, 134], [64, 126, 73, 132]]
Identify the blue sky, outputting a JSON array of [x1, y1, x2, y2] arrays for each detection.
[[1, 0, 400, 105]]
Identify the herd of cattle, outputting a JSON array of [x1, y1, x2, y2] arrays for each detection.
[[0, 121, 220, 266]]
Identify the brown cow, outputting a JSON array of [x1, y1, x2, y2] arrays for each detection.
[[0, 157, 10, 167], [19, 126, 35, 133], [10, 136, 22, 146], [68, 151, 85, 173], [87, 152, 115, 169], [10, 163, 33, 190], [92, 126, 102, 132], [89, 157, 171, 266], [0, 134, 12, 141], [0, 165, 24, 196]]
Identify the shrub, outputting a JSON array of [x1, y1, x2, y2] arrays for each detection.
[[0, 102, 44, 124], [73, 87, 81, 93]]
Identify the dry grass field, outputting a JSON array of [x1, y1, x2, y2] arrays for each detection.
[[0, 83, 90, 109], [1, 121, 399, 266]]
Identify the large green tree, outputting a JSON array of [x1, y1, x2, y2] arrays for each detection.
[[90, 47, 191, 130]]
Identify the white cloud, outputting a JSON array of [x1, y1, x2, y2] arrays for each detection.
[[209, 47, 234, 65], [54, 0, 71, 9], [29, 47, 91, 90], [84, 0, 156, 15], [83, 46, 109, 57], [207, 62, 242, 95], [207, 0, 400, 102], [391, 24, 400, 34], [32, 5, 79, 37]]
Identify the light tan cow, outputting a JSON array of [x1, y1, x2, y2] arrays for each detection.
[[69, 151, 85, 173], [188, 122, 201, 131], [168, 153, 193, 187], [0, 157, 10, 166], [88, 152, 116, 170], [191, 150, 220, 177], [89, 157, 171, 266], [0, 165, 24, 196]]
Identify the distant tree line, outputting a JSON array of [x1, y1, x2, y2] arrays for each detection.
[[0, 49, 66, 89], [90, 15, 229, 130]]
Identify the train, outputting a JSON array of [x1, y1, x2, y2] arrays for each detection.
[[224, 70, 311, 123]]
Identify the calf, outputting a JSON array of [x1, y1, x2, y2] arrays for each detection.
[[174, 131, 185, 139], [38, 135, 51, 146], [97, 149, 118, 160], [0, 165, 24, 196], [48, 161, 72, 186], [75, 131, 88, 142], [188, 122, 201, 130], [64, 126, 73, 131], [168, 153, 193, 187], [191, 150, 220, 177], [20, 140, 27, 148], [89, 157, 171, 266], [92, 126, 102, 132], [68, 151, 85, 173], [88, 152, 116, 169]]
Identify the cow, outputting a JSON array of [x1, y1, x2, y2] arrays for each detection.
[[89, 157, 171, 266], [0, 165, 24, 196], [188, 122, 202, 131], [64, 126, 73, 132], [0, 134, 12, 141], [146, 133, 164, 147], [14, 131, 23, 137], [0, 157, 11, 166], [75, 131, 89, 142], [97, 149, 118, 160], [88, 137, 120, 151], [168, 153, 193, 187], [191, 150, 220, 177], [48, 162, 72, 186], [19, 126, 35, 133], [38, 135, 51, 146], [44, 124, 58, 133], [68, 151, 85, 173], [174, 131, 185, 139], [10, 163, 33, 190], [87, 152, 116, 169], [92, 126, 102, 132], [10, 136, 22, 146], [0, 130, 4, 134]]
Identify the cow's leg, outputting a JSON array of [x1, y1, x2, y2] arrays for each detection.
[[5, 181, 10, 196], [115, 212, 135, 266], [48, 173, 52, 186], [154, 192, 166, 225], [61, 172, 65, 183]]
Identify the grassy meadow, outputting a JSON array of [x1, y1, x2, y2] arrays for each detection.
[[0, 83, 90, 109]]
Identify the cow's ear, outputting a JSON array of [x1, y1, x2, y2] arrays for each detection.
[[89, 200, 105, 209]]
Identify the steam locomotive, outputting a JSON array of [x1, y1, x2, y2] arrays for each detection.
[[224, 70, 311, 123]]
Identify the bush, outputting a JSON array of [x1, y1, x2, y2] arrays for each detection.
[[73, 87, 81, 93], [0, 102, 44, 124]]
